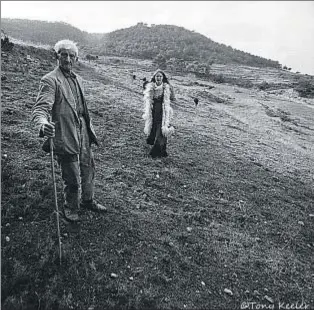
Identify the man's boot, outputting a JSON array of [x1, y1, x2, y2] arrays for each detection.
[[81, 200, 107, 212], [63, 206, 80, 222]]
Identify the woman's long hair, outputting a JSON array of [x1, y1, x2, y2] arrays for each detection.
[[150, 69, 170, 84]]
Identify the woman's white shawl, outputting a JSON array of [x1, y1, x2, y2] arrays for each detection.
[[142, 82, 174, 137]]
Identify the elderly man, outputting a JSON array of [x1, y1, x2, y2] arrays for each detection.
[[32, 39, 106, 222]]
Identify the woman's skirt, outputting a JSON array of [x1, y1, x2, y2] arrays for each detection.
[[146, 97, 168, 158]]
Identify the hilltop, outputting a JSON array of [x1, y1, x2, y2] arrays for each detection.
[[1, 41, 314, 309]]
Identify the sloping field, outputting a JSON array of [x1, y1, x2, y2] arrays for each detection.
[[1, 44, 314, 309], [210, 63, 299, 85]]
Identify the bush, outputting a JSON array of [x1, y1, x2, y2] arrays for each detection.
[[258, 81, 270, 90], [212, 74, 225, 84], [234, 79, 254, 89], [294, 78, 314, 98], [112, 58, 121, 64], [153, 53, 167, 70]]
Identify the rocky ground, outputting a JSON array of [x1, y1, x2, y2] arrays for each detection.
[[1, 43, 314, 309]]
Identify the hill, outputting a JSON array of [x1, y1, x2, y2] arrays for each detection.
[[1, 18, 91, 45], [97, 23, 281, 69], [2, 19, 281, 70], [1, 41, 314, 309]]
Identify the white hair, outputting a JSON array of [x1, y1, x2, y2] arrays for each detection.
[[54, 39, 78, 56]]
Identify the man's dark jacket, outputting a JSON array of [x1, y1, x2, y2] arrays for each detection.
[[32, 67, 98, 154]]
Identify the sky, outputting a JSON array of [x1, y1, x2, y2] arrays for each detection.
[[2, 1, 314, 75]]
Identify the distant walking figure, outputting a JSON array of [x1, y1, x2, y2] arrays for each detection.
[[142, 77, 149, 90], [143, 69, 176, 158], [194, 97, 199, 106]]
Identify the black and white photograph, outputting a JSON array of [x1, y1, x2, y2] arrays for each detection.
[[1, 1, 314, 309]]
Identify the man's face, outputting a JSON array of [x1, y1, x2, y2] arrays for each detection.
[[57, 48, 76, 72], [155, 72, 163, 85]]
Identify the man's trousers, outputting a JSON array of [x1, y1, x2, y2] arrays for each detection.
[[57, 117, 95, 210]]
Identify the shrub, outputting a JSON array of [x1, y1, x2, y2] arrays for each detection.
[[212, 74, 225, 84], [234, 79, 254, 89], [259, 81, 270, 90], [294, 78, 314, 98], [153, 53, 167, 70], [112, 58, 121, 64]]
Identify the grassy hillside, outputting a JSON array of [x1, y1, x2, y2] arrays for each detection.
[[97, 23, 281, 69], [2, 19, 281, 69], [1, 18, 90, 45], [1, 43, 314, 309]]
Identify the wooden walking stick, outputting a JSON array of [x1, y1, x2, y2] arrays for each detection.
[[49, 137, 62, 265]]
